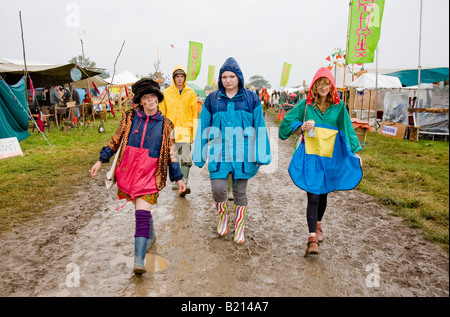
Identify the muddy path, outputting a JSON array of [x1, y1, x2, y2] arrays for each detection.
[[0, 114, 448, 298]]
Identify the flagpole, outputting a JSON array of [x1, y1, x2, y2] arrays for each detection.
[[345, 1, 351, 67], [375, 46, 378, 126], [418, 0, 423, 87], [416, 0, 423, 129], [19, 11, 28, 94], [344, 0, 352, 110]]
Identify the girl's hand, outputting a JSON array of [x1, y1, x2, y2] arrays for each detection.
[[355, 153, 362, 167], [177, 180, 186, 194], [90, 161, 102, 178], [302, 121, 314, 132]]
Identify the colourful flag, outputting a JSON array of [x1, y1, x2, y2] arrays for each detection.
[[325, 56, 331, 62], [346, 0, 385, 64], [28, 76, 35, 99], [37, 111, 44, 132], [186, 41, 203, 81], [92, 81, 100, 94], [207, 65, 215, 87], [280, 62, 292, 87]]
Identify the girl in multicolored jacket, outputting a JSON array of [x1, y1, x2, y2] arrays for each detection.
[[279, 67, 362, 257], [90, 78, 186, 274]]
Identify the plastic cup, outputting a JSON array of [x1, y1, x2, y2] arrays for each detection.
[[307, 120, 315, 137]]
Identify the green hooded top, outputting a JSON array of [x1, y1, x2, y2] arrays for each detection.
[[279, 67, 361, 154]]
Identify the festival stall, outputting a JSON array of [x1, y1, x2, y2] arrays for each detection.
[[413, 84, 449, 138], [1, 57, 103, 129], [104, 70, 140, 112], [347, 73, 403, 127]]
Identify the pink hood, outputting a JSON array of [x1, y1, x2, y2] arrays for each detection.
[[306, 67, 340, 106]]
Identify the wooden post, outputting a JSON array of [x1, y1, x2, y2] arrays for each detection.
[[55, 106, 59, 127], [119, 86, 123, 112], [409, 126, 419, 142]]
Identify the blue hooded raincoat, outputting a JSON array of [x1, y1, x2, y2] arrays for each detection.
[[192, 57, 271, 179]]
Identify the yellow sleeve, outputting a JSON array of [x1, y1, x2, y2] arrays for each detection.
[[191, 93, 198, 141], [159, 93, 167, 116]]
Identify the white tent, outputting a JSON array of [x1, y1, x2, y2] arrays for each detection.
[[347, 73, 403, 91], [281, 87, 303, 94], [330, 64, 354, 89], [71, 75, 109, 89], [105, 70, 140, 86]]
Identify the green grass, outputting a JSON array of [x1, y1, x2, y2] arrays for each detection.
[[269, 107, 449, 253], [0, 115, 119, 234], [357, 132, 449, 252]]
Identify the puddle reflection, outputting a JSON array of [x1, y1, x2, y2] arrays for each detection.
[[110, 254, 169, 273]]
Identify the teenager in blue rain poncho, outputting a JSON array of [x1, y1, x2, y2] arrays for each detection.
[[193, 57, 271, 244], [279, 67, 363, 257]]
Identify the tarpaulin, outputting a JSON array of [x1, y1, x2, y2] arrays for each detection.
[[0, 77, 30, 141]]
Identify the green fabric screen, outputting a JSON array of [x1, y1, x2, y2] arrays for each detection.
[[0, 77, 30, 141], [187, 83, 206, 99]]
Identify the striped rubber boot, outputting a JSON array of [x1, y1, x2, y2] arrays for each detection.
[[234, 205, 247, 244], [216, 201, 228, 237]]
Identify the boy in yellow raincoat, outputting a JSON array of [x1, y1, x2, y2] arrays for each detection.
[[160, 65, 198, 197]]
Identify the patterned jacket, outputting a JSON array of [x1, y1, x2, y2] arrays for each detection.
[[99, 107, 182, 195]]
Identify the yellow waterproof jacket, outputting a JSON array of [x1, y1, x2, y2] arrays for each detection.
[[160, 65, 198, 143]]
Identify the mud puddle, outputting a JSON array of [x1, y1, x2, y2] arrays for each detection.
[[0, 114, 448, 297]]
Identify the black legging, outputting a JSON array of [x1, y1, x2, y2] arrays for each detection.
[[306, 192, 328, 233]]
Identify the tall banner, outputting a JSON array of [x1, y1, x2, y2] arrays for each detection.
[[207, 65, 215, 87], [186, 41, 203, 81], [280, 62, 292, 87], [346, 0, 385, 64]]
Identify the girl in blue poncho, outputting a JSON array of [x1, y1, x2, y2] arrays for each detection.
[[279, 67, 362, 257]]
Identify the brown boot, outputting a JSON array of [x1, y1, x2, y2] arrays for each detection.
[[316, 222, 324, 243], [304, 236, 320, 257]]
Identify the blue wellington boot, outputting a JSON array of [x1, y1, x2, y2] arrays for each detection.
[[146, 217, 156, 252], [133, 237, 148, 275]]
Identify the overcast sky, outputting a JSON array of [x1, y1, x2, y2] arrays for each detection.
[[1, 0, 449, 89]]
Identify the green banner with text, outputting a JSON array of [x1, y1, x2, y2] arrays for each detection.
[[346, 0, 385, 64], [280, 62, 291, 87], [207, 65, 215, 87], [187, 41, 203, 81]]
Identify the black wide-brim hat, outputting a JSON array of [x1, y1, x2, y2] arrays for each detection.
[[131, 78, 164, 104]]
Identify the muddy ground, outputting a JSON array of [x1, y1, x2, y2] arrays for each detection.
[[0, 114, 448, 298]]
